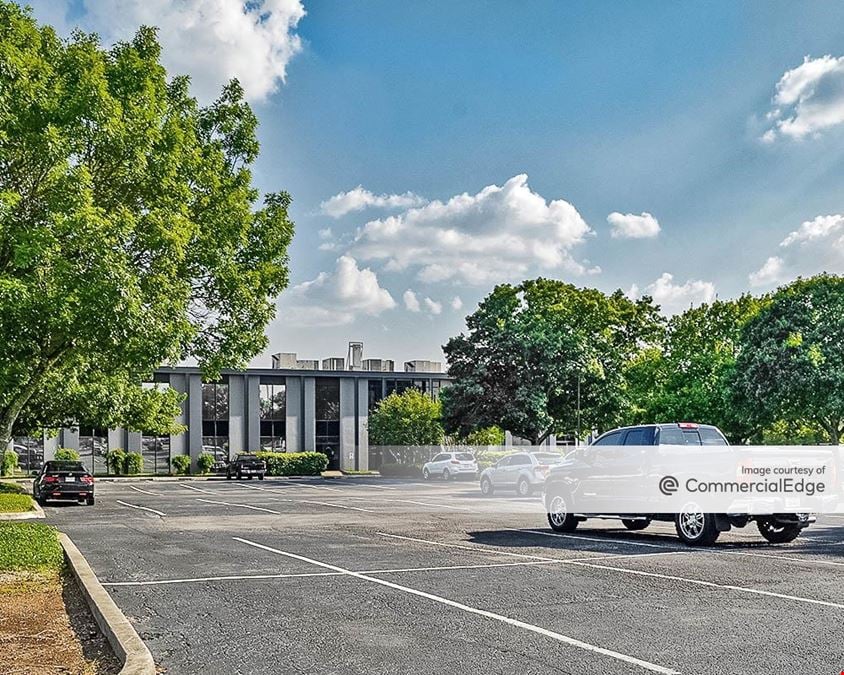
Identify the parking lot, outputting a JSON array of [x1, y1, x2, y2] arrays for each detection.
[[44, 477, 844, 675]]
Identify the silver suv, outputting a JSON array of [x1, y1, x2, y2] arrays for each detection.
[[422, 452, 478, 480], [479, 452, 564, 497]]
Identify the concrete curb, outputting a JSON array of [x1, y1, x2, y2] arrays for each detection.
[[59, 533, 156, 675], [0, 497, 45, 520]]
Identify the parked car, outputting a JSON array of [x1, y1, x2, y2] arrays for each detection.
[[422, 452, 478, 481], [226, 454, 267, 480], [479, 451, 565, 497], [543, 422, 816, 546], [33, 460, 95, 506]]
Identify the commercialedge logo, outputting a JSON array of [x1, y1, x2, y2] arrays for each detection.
[[686, 477, 826, 497], [658, 475, 679, 496]]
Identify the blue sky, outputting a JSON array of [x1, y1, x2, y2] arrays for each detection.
[[27, 1, 844, 366]]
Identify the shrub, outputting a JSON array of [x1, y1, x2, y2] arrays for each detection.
[[369, 389, 444, 446], [0, 523, 63, 572], [254, 451, 328, 476], [0, 482, 26, 495], [462, 426, 505, 446], [0, 494, 33, 513], [197, 452, 215, 474], [171, 454, 191, 475], [105, 448, 126, 475], [55, 448, 79, 462], [1, 449, 18, 476], [378, 462, 422, 478], [124, 452, 143, 475], [475, 450, 511, 471]]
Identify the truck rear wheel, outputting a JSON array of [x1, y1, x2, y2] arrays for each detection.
[[546, 490, 578, 532], [675, 511, 719, 546], [622, 519, 649, 531], [757, 519, 801, 544]]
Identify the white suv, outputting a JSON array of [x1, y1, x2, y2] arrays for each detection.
[[480, 452, 564, 497], [422, 452, 478, 480]]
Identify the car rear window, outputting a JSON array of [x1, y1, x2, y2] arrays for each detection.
[[46, 461, 85, 472], [455, 453, 475, 461], [532, 453, 563, 464]]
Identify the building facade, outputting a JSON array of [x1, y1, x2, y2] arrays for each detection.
[[14, 361, 451, 475]]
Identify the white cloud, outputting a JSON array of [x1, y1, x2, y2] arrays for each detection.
[[351, 174, 594, 285], [403, 289, 421, 312], [282, 256, 395, 326], [423, 297, 442, 315], [607, 211, 661, 239], [634, 273, 716, 315], [749, 214, 844, 286], [749, 256, 785, 287], [450, 296, 463, 311], [763, 55, 844, 141], [318, 228, 333, 240], [320, 187, 427, 219], [30, 0, 305, 102]]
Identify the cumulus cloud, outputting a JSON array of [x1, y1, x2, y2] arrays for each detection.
[[423, 297, 442, 315], [748, 214, 844, 286], [320, 187, 427, 219], [282, 256, 395, 326], [450, 296, 463, 311], [632, 273, 716, 315], [350, 174, 593, 285], [29, 0, 305, 102], [763, 55, 844, 141], [607, 212, 661, 239], [749, 256, 785, 287], [403, 290, 421, 312]]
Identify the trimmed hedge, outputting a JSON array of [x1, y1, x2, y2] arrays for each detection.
[[197, 453, 215, 474], [1, 449, 18, 476], [378, 462, 422, 478], [171, 454, 191, 475], [0, 494, 33, 513], [0, 523, 63, 572], [54, 448, 79, 461], [105, 448, 126, 475], [124, 452, 143, 475], [254, 451, 328, 476]]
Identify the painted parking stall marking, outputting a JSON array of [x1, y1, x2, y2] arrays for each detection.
[[115, 500, 166, 517], [234, 537, 680, 675], [196, 498, 282, 515]]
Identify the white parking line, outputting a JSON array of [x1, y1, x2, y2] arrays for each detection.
[[383, 499, 466, 510], [196, 498, 281, 515], [178, 484, 216, 494], [234, 537, 679, 675], [565, 559, 844, 610], [115, 500, 165, 517], [268, 498, 377, 514], [513, 528, 679, 550], [126, 485, 159, 496]]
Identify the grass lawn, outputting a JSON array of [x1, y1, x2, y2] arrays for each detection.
[[0, 522, 63, 572], [0, 493, 34, 513]]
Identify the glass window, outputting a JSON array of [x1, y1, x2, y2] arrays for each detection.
[[202, 382, 229, 421], [260, 383, 286, 420], [78, 426, 107, 474], [658, 427, 685, 445], [682, 430, 702, 445], [142, 435, 171, 475], [432, 454, 447, 462], [455, 453, 475, 461], [315, 379, 340, 469], [510, 454, 531, 466], [623, 429, 649, 446], [13, 436, 44, 473], [368, 379, 383, 412], [699, 427, 728, 445], [593, 431, 621, 446], [532, 453, 563, 464]]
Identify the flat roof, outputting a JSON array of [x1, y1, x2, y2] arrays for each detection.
[[154, 365, 451, 380]]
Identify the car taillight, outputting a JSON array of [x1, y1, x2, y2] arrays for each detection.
[[44, 475, 59, 483], [81, 475, 94, 485], [451, 459, 460, 464]]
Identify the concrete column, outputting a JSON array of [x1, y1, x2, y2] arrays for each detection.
[[168, 373, 188, 459], [107, 428, 124, 451], [303, 377, 316, 452], [187, 373, 203, 471], [357, 378, 369, 471], [247, 375, 261, 452], [61, 427, 79, 451], [285, 377, 301, 452], [339, 378, 356, 471], [228, 374, 245, 459], [43, 432, 58, 462], [126, 431, 142, 453]]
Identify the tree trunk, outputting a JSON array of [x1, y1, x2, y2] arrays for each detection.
[[0, 353, 65, 451]]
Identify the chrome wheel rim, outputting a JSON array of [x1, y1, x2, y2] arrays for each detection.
[[679, 511, 704, 540], [481, 480, 490, 494], [549, 495, 567, 527]]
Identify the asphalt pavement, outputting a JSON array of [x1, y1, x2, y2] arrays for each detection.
[[42, 476, 844, 675]]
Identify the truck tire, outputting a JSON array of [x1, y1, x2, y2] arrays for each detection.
[[757, 519, 801, 544], [622, 519, 649, 531], [546, 489, 578, 532], [674, 511, 720, 546]]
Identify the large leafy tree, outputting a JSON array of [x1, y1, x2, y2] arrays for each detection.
[[441, 279, 663, 444], [626, 295, 764, 443], [0, 5, 294, 445], [369, 389, 445, 446], [734, 274, 844, 444]]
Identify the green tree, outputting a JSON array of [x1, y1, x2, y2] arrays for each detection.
[[460, 426, 505, 446], [626, 295, 764, 443], [442, 279, 663, 444], [0, 5, 293, 447], [734, 274, 844, 444], [369, 389, 445, 446]]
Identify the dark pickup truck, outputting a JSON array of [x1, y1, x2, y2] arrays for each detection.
[[226, 454, 267, 480]]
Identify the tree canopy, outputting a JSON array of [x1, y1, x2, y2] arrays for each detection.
[[441, 278, 663, 444], [0, 4, 294, 444], [369, 389, 445, 446]]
